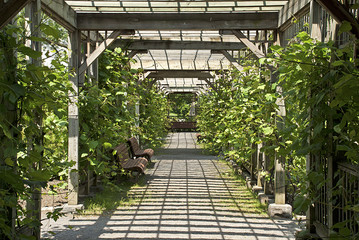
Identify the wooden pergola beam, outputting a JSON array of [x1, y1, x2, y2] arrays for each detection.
[[0, 0, 31, 29], [127, 50, 148, 59], [232, 30, 266, 58], [212, 49, 242, 71], [41, 0, 77, 32], [113, 39, 246, 50], [77, 12, 278, 30], [79, 30, 122, 76], [317, 0, 359, 39], [147, 70, 214, 79]]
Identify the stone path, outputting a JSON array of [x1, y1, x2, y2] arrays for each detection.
[[41, 132, 300, 239]]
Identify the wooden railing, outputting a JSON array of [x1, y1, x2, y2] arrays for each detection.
[[313, 160, 358, 238], [336, 161, 358, 236]]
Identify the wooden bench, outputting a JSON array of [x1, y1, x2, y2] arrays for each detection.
[[127, 137, 154, 161], [113, 143, 148, 174], [171, 121, 197, 130]]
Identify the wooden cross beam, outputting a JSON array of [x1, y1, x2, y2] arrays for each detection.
[[232, 30, 266, 59], [146, 70, 214, 79], [127, 50, 148, 59], [212, 50, 242, 71], [0, 0, 31, 29], [112, 39, 246, 51], [79, 30, 134, 76], [77, 12, 278, 30], [41, 0, 77, 32]]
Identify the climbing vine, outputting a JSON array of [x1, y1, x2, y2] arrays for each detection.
[[197, 25, 359, 238], [0, 14, 170, 239], [0, 14, 71, 239]]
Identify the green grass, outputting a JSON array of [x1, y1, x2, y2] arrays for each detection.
[[216, 160, 267, 215], [79, 175, 148, 215]]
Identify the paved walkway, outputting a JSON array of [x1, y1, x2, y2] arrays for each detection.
[[41, 132, 299, 239]]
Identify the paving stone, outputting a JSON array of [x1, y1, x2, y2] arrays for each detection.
[[41, 132, 300, 239]]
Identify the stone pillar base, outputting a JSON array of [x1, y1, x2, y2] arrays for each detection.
[[268, 203, 292, 218]]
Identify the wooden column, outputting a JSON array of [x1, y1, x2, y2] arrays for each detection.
[[263, 144, 272, 195], [83, 35, 97, 195], [250, 143, 257, 184], [256, 142, 263, 188], [93, 33, 99, 187], [0, 19, 18, 240], [68, 30, 81, 205], [271, 30, 287, 206], [307, 0, 322, 232], [274, 84, 286, 205], [25, 1, 42, 238]]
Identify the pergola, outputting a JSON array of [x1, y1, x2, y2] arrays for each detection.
[[2, 0, 359, 238]]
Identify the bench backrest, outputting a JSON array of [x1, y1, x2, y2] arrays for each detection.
[[113, 143, 130, 165], [128, 137, 140, 153]]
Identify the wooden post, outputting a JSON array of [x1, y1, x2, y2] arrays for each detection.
[[256, 142, 263, 188], [267, 64, 292, 218], [263, 146, 272, 195], [68, 29, 80, 205], [84, 35, 96, 195], [93, 35, 99, 186], [274, 84, 286, 205], [25, 1, 42, 238], [307, 0, 322, 232], [0, 19, 18, 240], [250, 143, 257, 184]]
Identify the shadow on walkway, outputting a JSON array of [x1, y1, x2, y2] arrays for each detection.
[[41, 132, 300, 240]]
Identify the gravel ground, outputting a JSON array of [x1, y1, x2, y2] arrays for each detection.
[[41, 132, 300, 240]]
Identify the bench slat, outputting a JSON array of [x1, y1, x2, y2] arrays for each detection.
[[127, 137, 154, 161], [113, 143, 148, 174]]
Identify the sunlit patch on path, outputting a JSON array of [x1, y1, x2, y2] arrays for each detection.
[[41, 132, 299, 239]]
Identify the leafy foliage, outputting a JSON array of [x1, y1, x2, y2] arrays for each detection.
[[0, 14, 71, 238], [197, 29, 359, 238], [168, 93, 194, 121], [0, 14, 170, 238]]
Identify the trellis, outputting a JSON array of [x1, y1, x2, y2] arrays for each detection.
[[1, 0, 359, 239]]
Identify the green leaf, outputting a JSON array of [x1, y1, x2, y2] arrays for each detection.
[[88, 140, 98, 149], [258, 58, 267, 65], [18, 46, 42, 59], [334, 74, 353, 89], [339, 21, 352, 35], [28, 170, 52, 181], [5, 158, 14, 166], [103, 142, 112, 149], [338, 227, 351, 237], [332, 60, 344, 67], [336, 145, 351, 152], [58, 121, 67, 126], [334, 124, 341, 133], [40, 24, 60, 39], [262, 127, 274, 135], [265, 93, 274, 101]]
